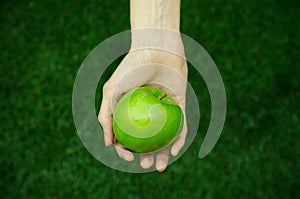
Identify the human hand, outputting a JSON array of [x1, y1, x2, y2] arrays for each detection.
[[98, 42, 188, 172]]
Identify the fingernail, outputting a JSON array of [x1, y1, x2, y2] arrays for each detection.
[[156, 160, 167, 172], [171, 148, 178, 156], [140, 158, 153, 169], [124, 153, 134, 162]]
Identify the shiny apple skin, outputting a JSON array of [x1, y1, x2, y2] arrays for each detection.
[[113, 86, 183, 153]]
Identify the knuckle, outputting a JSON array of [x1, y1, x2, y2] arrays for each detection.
[[178, 138, 185, 147], [102, 82, 111, 93], [98, 114, 104, 124]]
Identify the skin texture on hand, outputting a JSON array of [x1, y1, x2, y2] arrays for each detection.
[[130, 0, 181, 30], [98, 0, 186, 172], [98, 47, 188, 172]]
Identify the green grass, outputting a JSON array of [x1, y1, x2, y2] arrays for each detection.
[[1, 0, 299, 198]]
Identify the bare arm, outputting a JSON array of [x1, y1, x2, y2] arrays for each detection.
[[130, 0, 180, 31]]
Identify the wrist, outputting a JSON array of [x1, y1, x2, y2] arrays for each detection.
[[130, 28, 185, 59]]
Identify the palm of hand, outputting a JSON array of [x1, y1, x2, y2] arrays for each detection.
[[98, 48, 188, 172]]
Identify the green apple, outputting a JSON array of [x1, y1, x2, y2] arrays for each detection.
[[113, 86, 183, 153]]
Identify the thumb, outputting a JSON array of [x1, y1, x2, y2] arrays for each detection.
[[98, 83, 114, 146]]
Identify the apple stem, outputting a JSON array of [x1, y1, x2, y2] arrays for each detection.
[[160, 94, 167, 100]]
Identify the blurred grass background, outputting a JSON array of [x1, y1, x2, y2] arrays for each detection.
[[1, 0, 299, 198]]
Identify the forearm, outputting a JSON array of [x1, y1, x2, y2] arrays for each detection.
[[129, 0, 186, 72], [130, 0, 181, 31]]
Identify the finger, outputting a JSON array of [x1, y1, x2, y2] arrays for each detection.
[[156, 146, 170, 172], [140, 153, 154, 169], [98, 85, 114, 146], [98, 115, 113, 146], [171, 116, 188, 156], [114, 141, 134, 162]]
